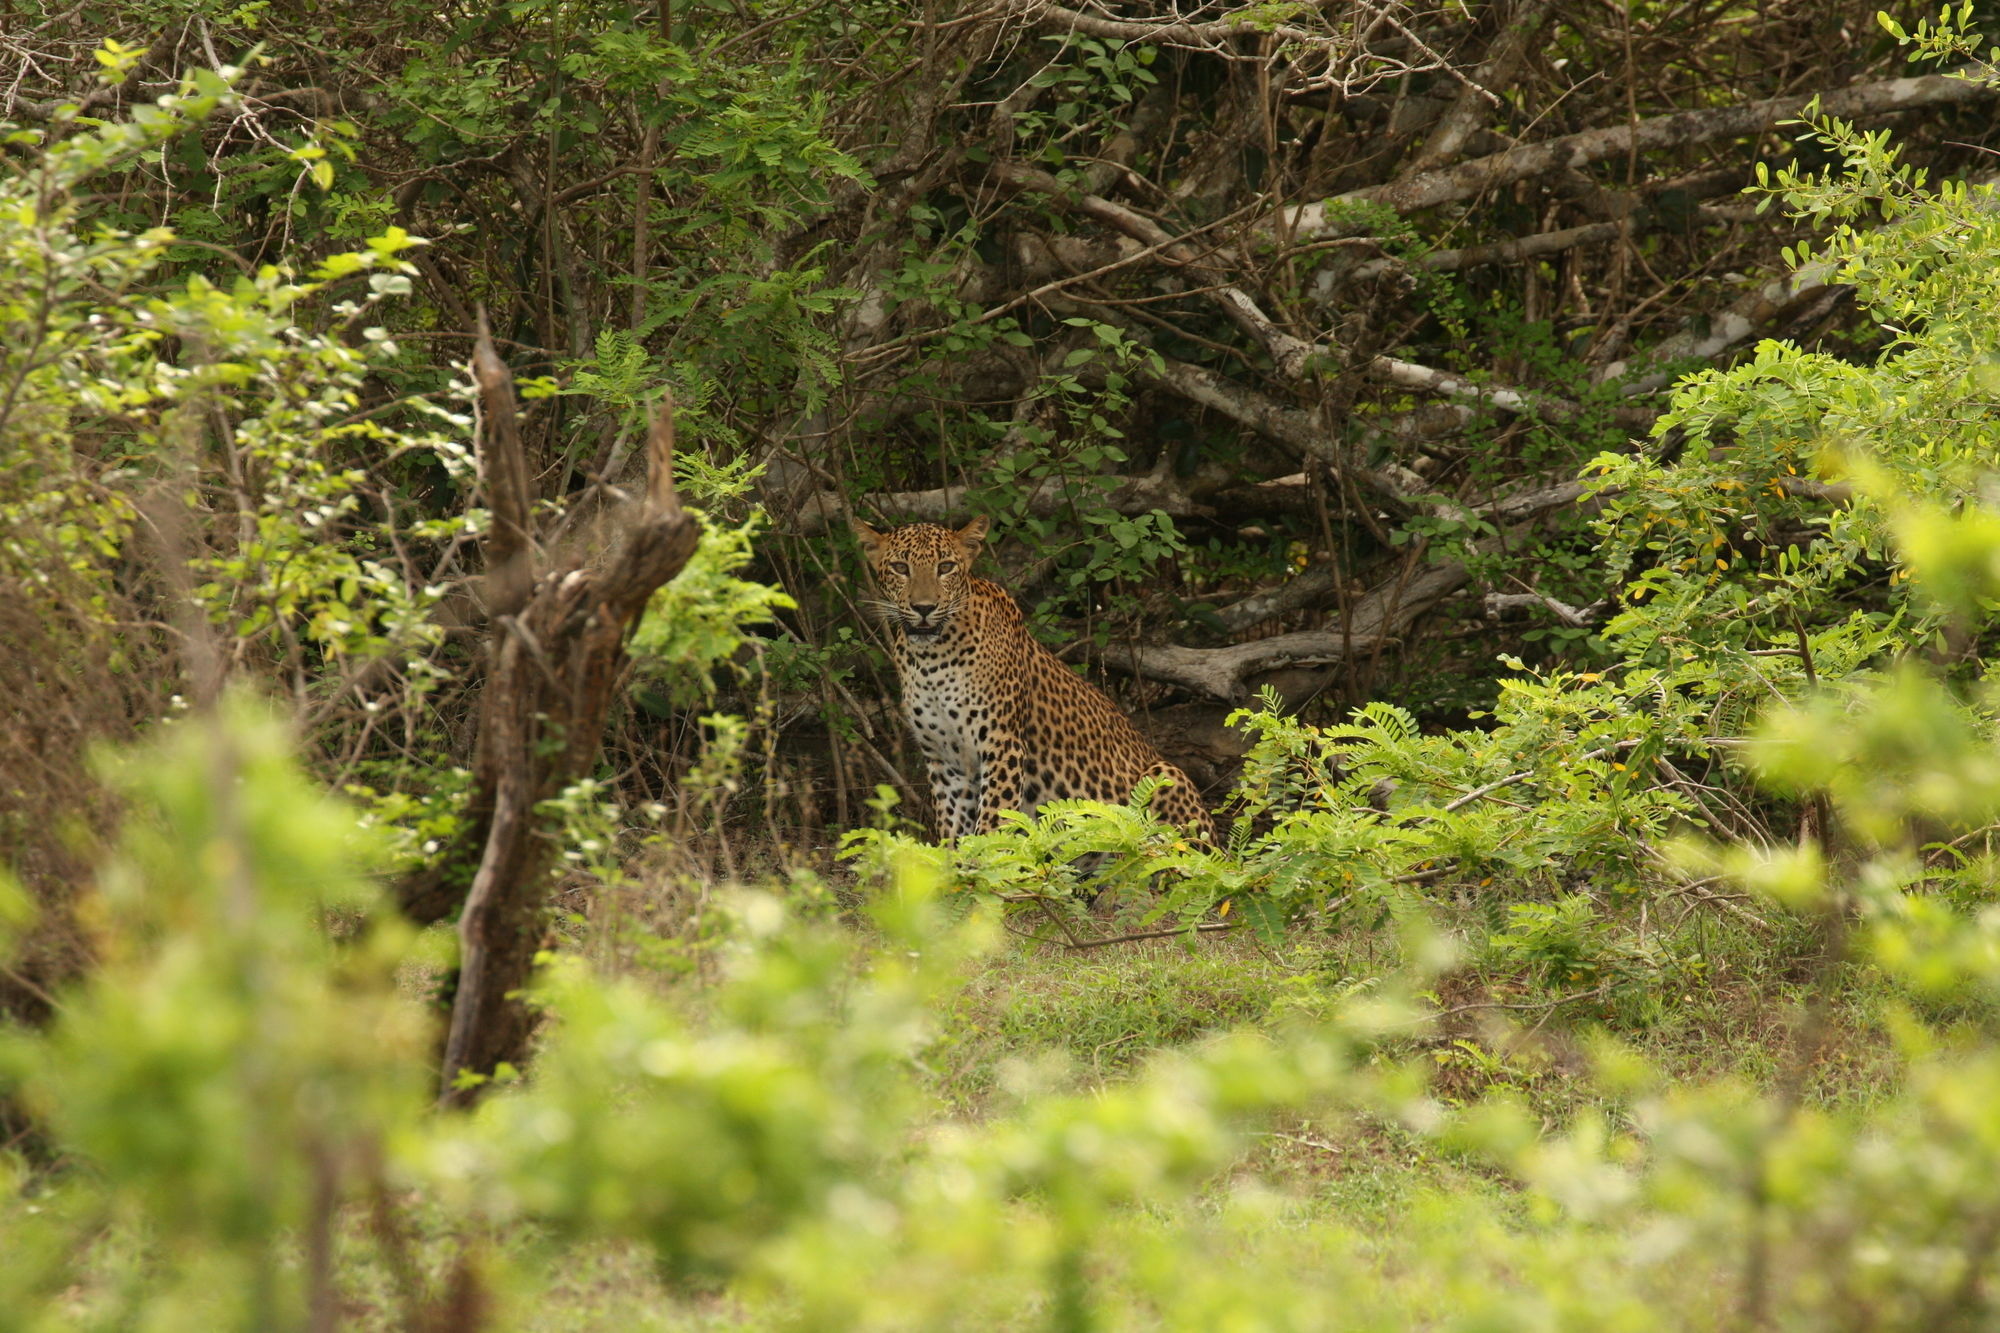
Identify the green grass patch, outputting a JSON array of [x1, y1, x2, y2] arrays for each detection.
[[928, 937, 1296, 1109]]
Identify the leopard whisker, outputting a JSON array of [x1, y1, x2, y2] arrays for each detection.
[[859, 599, 905, 623]]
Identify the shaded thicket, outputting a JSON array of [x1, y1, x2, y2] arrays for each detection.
[[15, 13, 2000, 1328], [4, 0, 1997, 838]]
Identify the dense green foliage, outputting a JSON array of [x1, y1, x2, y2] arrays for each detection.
[[10, 3, 2000, 1329]]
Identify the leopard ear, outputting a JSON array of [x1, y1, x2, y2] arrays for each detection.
[[850, 517, 885, 555], [954, 515, 990, 546]]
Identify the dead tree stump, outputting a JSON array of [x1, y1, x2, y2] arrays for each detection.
[[397, 318, 699, 1105]]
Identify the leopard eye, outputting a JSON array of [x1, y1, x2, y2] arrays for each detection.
[[936, 561, 957, 574], [888, 561, 910, 576]]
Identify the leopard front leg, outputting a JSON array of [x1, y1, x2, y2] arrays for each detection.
[[923, 756, 980, 842], [970, 736, 1027, 834], [1141, 762, 1218, 845]]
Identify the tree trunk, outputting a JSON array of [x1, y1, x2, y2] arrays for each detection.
[[400, 318, 700, 1106]]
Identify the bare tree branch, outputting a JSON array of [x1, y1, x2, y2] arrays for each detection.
[[1117, 555, 1473, 700], [1339, 195, 1749, 289], [991, 164, 1665, 440], [1116, 626, 1398, 701], [990, 162, 1322, 376], [1283, 68, 2000, 236], [795, 462, 1212, 535], [1365, 354, 1596, 423], [472, 311, 536, 619], [1598, 264, 1855, 390], [1010, 0, 1328, 50], [1484, 591, 1607, 626], [1214, 563, 1340, 634], [1401, 0, 1550, 175], [1139, 355, 1416, 507]]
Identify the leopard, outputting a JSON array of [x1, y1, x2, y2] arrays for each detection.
[[852, 514, 1216, 846]]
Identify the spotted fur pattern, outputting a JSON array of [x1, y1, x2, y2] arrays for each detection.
[[853, 516, 1215, 843]]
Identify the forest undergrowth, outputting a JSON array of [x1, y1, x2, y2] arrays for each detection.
[[12, 4, 2000, 1330]]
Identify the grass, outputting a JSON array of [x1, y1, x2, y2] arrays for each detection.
[[10, 868, 1955, 1331], [930, 936, 1296, 1109]]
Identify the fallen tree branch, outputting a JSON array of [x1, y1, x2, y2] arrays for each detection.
[[1116, 627, 1399, 701], [1478, 478, 1592, 523], [1483, 591, 1608, 626], [1010, 0, 1326, 50], [1117, 553, 1476, 701], [1602, 172, 1999, 390], [992, 166, 1655, 437], [1114, 478, 1620, 698], [1339, 196, 1750, 290], [1344, 556, 1479, 639], [1283, 67, 2000, 237], [793, 460, 1211, 535], [1366, 354, 1592, 423], [1599, 266, 1857, 391], [1140, 355, 1416, 507], [1208, 472, 1328, 523], [1214, 472, 1600, 636], [1138, 351, 1585, 519], [1214, 563, 1341, 634]]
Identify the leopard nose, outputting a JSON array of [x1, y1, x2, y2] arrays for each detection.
[[910, 602, 938, 619]]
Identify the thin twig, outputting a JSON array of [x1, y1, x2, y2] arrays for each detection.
[[1438, 740, 1643, 814], [1062, 921, 1238, 950]]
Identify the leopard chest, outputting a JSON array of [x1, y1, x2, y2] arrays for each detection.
[[890, 631, 996, 777]]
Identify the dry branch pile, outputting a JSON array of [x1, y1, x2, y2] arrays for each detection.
[[767, 0, 1997, 715]]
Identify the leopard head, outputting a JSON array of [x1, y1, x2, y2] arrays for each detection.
[[851, 515, 989, 639]]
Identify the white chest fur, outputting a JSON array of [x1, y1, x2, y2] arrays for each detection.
[[890, 625, 990, 837], [894, 632, 979, 763]]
